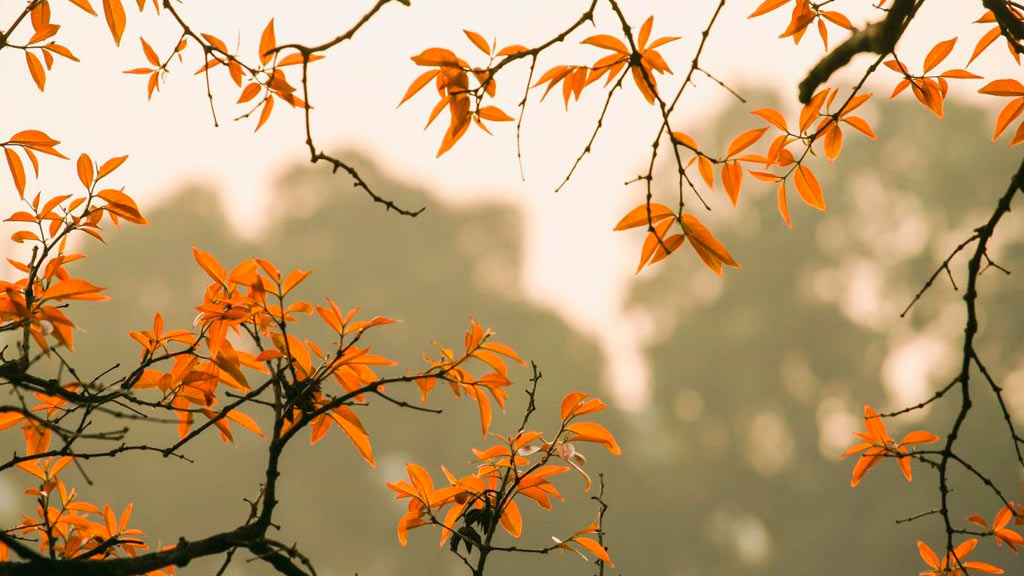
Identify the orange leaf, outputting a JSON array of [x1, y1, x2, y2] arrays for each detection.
[[680, 213, 740, 275], [66, 0, 97, 15], [77, 153, 94, 188], [255, 96, 274, 131], [793, 165, 825, 210], [499, 500, 522, 538], [698, 155, 714, 188], [726, 127, 768, 158], [5, 149, 26, 198], [496, 44, 528, 56], [749, 0, 790, 18], [259, 19, 276, 65], [97, 155, 128, 179], [277, 52, 323, 67], [979, 79, 1024, 97], [821, 11, 853, 29], [102, 0, 126, 45], [635, 218, 674, 274], [842, 116, 877, 139], [411, 47, 461, 67], [823, 124, 843, 162], [40, 278, 107, 301], [671, 131, 698, 150], [226, 410, 264, 438], [581, 34, 628, 54], [721, 161, 743, 206], [969, 26, 1002, 65], [140, 37, 159, 66], [613, 203, 674, 231], [923, 38, 956, 74], [463, 29, 490, 55], [777, 180, 792, 229], [566, 421, 621, 455], [399, 69, 439, 106], [751, 108, 787, 132], [192, 246, 227, 285], [574, 537, 613, 567], [25, 52, 46, 91], [1010, 120, 1024, 147], [477, 106, 513, 122]]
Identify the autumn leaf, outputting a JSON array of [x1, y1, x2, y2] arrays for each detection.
[[259, 19, 276, 65], [25, 52, 46, 91], [463, 29, 490, 55], [613, 203, 675, 231], [40, 278, 108, 302], [680, 214, 740, 276], [5, 149, 27, 197], [793, 164, 825, 210], [103, 0, 126, 45]]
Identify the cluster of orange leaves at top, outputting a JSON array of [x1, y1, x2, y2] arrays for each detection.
[[16, 1, 317, 133], [16, 0, 1024, 278], [125, 17, 320, 130], [14, 0, 164, 92], [394, 3, 1024, 277], [842, 406, 1023, 575], [399, 16, 676, 157], [398, 14, 875, 276], [388, 391, 618, 568]]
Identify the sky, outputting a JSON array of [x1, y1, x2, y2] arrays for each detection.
[[0, 0, 1008, 411]]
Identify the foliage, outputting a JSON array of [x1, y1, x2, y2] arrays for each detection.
[[1, 0, 1023, 574]]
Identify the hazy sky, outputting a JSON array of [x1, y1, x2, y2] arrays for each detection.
[[0, 0, 1005, 410]]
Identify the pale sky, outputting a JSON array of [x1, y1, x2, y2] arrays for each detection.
[[0, 0, 1005, 410]]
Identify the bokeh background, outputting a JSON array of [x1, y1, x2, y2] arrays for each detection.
[[2, 1, 1024, 575]]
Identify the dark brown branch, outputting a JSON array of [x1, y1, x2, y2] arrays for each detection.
[[798, 0, 915, 103]]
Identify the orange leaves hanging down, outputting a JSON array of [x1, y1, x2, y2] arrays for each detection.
[[748, 0, 853, 50], [730, 88, 874, 228], [628, 88, 873, 267], [614, 203, 739, 276], [416, 318, 525, 437], [387, 391, 617, 568], [979, 79, 1024, 145], [885, 37, 980, 119], [535, 16, 678, 108], [840, 405, 939, 487], [402, 31, 522, 156]]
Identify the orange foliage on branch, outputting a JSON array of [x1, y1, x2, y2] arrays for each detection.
[[2, 0, 1024, 574]]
